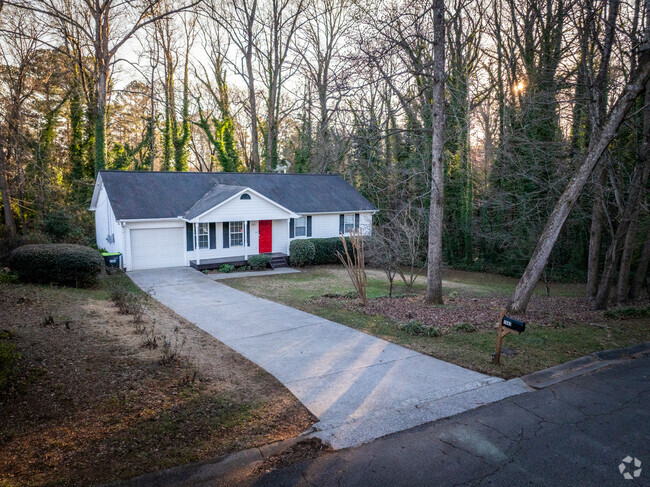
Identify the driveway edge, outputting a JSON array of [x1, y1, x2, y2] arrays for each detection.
[[100, 435, 314, 487]]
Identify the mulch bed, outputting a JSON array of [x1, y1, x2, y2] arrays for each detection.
[[319, 294, 643, 332]]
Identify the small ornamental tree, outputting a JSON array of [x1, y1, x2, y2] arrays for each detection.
[[366, 226, 400, 298], [337, 228, 367, 305]]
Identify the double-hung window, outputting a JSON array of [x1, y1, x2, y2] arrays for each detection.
[[294, 216, 307, 237], [197, 223, 209, 249], [230, 221, 244, 247], [344, 214, 356, 233]]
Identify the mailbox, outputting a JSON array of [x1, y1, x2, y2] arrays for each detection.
[[502, 316, 525, 333]]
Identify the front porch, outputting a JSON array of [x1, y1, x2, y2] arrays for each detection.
[[190, 252, 288, 271]]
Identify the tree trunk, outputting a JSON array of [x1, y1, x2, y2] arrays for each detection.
[[615, 208, 640, 303], [586, 167, 606, 296], [0, 147, 17, 236], [150, 61, 156, 170], [507, 56, 650, 313], [246, 47, 260, 172], [425, 0, 446, 305], [596, 84, 650, 308], [585, 0, 620, 297], [629, 221, 650, 298], [94, 9, 110, 175], [594, 232, 623, 309], [626, 80, 650, 300]]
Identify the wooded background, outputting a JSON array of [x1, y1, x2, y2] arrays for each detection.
[[0, 0, 648, 310]]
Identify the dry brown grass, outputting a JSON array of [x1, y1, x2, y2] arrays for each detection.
[[0, 275, 314, 487]]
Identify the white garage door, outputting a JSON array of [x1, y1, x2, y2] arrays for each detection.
[[130, 228, 185, 270]]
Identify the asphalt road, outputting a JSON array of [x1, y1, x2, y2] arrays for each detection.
[[244, 354, 650, 487]]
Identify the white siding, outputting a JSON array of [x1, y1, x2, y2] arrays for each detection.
[[272, 219, 289, 253], [310, 214, 341, 238], [198, 191, 291, 222], [290, 212, 374, 242], [94, 185, 121, 253]]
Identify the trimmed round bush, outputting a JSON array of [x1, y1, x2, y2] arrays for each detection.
[[248, 254, 271, 270], [8, 244, 105, 287], [290, 239, 315, 267]]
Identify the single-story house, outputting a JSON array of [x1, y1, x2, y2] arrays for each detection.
[[90, 171, 377, 271]]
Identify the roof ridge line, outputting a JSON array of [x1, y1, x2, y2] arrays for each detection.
[[99, 170, 342, 177]]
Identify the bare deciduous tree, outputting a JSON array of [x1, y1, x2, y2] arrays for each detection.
[[9, 0, 200, 174], [507, 31, 650, 312]]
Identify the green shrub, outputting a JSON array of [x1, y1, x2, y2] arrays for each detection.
[[604, 306, 650, 319], [290, 240, 315, 267], [399, 321, 441, 337], [309, 237, 350, 265], [0, 268, 18, 283], [248, 254, 271, 270], [453, 322, 477, 333], [0, 331, 21, 390], [8, 244, 105, 287], [218, 264, 235, 273]]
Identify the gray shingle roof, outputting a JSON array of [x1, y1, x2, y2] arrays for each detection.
[[98, 171, 376, 220]]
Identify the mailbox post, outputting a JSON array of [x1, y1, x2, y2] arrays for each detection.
[[493, 309, 525, 365]]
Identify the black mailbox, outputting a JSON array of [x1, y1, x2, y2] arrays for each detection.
[[502, 316, 525, 333]]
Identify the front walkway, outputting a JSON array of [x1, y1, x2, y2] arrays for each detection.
[[129, 267, 531, 449]]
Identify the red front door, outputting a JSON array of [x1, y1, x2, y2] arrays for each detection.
[[259, 220, 272, 253]]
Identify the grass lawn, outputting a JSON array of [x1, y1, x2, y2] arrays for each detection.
[[0, 273, 314, 487], [225, 266, 650, 379]]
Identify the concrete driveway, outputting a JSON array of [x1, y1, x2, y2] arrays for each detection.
[[129, 267, 531, 449]]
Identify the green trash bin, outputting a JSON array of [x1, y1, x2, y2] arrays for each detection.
[[102, 252, 122, 268]]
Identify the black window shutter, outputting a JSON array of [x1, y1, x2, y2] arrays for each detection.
[[209, 223, 216, 249], [355, 213, 360, 229], [307, 216, 312, 237], [247, 222, 251, 247], [222, 222, 230, 248], [289, 218, 295, 238], [186, 223, 194, 251], [339, 214, 344, 234]]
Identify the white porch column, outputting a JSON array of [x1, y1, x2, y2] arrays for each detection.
[[244, 219, 248, 260], [194, 222, 200, 265], [287, 218, 291, 256]]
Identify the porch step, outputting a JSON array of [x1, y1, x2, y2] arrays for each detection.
[[270, 256, 288, 269]]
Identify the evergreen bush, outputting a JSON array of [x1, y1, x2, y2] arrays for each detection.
[[309, 237, 350, 265], [8, 244, 105, 287], [248, 254, 271, 270], [289, 240, 315, 267]]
